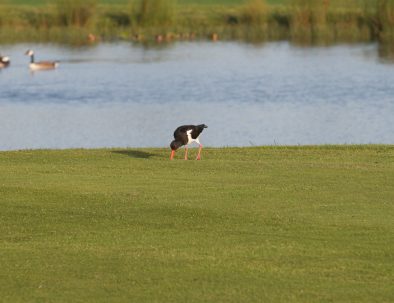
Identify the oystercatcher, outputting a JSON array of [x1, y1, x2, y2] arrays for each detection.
[[170, 124, 208, 160]]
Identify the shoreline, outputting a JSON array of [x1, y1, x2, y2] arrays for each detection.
[[0, 1, 393, 47]]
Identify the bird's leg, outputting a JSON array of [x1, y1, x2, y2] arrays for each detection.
[[196, 144, 203, 160], [170, 150, 175, 160], [184, 146, 188, 160]]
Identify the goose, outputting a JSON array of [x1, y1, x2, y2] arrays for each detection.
[[0, 55, 10, 68], [25, 49, 59, 70], [170, 124, 208, 160]]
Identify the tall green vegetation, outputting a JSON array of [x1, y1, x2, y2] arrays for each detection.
[[290, 0, 329, 43], [133, 0, 177, 26], [0, 0, 394, 51], [240, 0, 268, 26], [289, 0, 368, 43], [56, 0, 97, 27], [376, 0, 394, 41], [228, 0, 271, 42], [374, 0, 394, 60]]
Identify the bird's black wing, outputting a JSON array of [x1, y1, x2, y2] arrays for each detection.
[[191, 124, 207, 139], [173, 125, 192, 145]]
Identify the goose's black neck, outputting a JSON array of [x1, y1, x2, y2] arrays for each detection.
[[30, 55, 34, 64]]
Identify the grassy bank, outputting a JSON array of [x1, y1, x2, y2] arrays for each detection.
[[0, 0, 394, 48], [1, 146, 393, 302]]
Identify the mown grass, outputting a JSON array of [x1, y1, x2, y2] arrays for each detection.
[[1, 146, 393, 302]]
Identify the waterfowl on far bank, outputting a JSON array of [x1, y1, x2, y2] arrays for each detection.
[[0, 55, 10, 68], [25, 49, 58, 70]]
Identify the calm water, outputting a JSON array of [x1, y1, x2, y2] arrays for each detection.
[[0, 42, 393, 150]]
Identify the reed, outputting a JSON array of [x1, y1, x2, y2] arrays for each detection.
[[132, 0, 177, 26], [56, 0, 97, 27], [375, 0, 394, 41], [0, 0, 393, 48], [290, 0, 330, 44], [240, 0, 269, 25]]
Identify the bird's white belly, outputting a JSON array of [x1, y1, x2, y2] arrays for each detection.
[[186, 130, 194, 144], [186, 130, 200, 145]]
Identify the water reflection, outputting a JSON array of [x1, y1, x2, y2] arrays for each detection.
[[0, 42, 393, 150]]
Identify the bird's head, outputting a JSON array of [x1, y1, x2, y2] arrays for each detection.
[[170, 140, 182, 151], [25, 49, 34, 57]]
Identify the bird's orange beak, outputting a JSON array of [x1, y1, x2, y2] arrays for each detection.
[[170, 150, 175, 160]]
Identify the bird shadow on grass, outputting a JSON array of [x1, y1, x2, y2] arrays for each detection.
[[111, 149, 157, 159]]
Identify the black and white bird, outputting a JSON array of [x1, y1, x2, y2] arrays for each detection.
[[0, 55, 10, 68], [170, 124, 208, 160]]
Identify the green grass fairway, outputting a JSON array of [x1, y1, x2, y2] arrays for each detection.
[[1, 146, 393, 302]]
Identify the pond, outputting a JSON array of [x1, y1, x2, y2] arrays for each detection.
[[0, 41, 393, 150]]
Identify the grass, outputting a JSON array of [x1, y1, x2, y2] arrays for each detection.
[[1, 146, 393, 302]]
